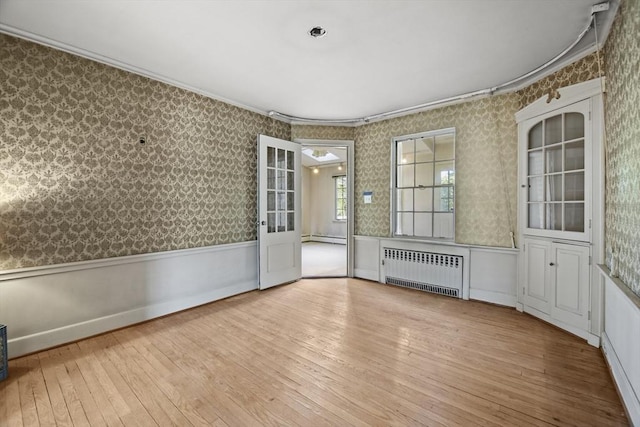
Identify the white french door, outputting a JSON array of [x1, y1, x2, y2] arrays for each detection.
[[257, 135, 301, 289]]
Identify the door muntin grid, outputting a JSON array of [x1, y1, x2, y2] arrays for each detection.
[[266, 147, 295, 233]]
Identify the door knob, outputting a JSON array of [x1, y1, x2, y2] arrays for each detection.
[[549, 262, 555, 266], [261, 220, 266, 226]]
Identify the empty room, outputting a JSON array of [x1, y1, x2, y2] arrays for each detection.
[[1, 0, 639, 425]]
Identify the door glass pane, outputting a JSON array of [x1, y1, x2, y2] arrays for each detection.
[[545, 115, 562, 145], [286, 150, 294, 170], [267, 168, 275, 190], [434, 161, 454, 185], [546, 175, 562, 202], [435, 134, 454, 160], [398, 139, 415, 164], [415, 137, 434, 162], [287, 212, 294, 232], [529, 122, 543, 149], [415, 163, 434, 187], [528, 177, 544, 202], [287, 171, 294, 191], [396, 189, 413, 211], [397, 164, 415, 187], [565, 113, 584, 140], [287, 192, 294, 211], [414, 212, 433, 237], [396, 213, 413, 236], [267, 212, 276, 233], [267, 147, 275, 168], [546, 203, 562, 230], [278, 212, 286, 232], [277, 191, 286, 210], [414, 187, 433, 211], [267, 191, 275, 211], [277, 149, 285, 168], [433, 213, 454, 238], [528, 150, 543, 175], [545, 146, 563, 173], [434, 187, 454, 212], [565, 203, 584, 232], [277, 170, 285, 190], [528, 203, 544, 229], [565, 141, 584, 171], [565, 172, 584, 201]]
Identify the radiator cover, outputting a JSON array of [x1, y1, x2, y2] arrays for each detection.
[[383, 248, 463, 298]]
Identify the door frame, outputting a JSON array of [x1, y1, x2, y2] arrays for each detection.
[[295, 139, 355, 278]]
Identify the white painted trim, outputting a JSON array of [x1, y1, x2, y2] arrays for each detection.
[[0, 25, 276, 121], [515, 77, 605, 122], [309, 236, 347, 245], [469, 289, 517, 307], [523, 305, 599, 347], [603, 333, 640, 427], [301, 235, 311, 243], [0, 240, 256, 282]]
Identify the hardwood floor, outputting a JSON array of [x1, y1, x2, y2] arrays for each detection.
[[0, 278, 628, 426]]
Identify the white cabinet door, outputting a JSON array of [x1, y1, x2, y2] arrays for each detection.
[[551, 243, 590, 331], [523, 239, 551, 314]]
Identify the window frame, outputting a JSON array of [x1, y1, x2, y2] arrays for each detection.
[[390, 128, 456, 240], [334, 174, 347, 221]]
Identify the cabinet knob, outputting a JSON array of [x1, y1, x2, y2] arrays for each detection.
[[549, 262, 555, 266]]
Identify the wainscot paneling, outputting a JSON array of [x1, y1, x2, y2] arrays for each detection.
[[599, 265, 640, 426], [0, 241, 258, 358], [469, 247, 518, 307]]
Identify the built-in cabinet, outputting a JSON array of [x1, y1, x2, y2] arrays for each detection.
[[516, 78, 604, 346]]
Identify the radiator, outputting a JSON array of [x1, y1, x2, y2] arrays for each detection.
[[383, 248, 463, 298]]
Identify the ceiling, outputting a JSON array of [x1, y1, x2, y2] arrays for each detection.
[[0, 1, 615, 123]]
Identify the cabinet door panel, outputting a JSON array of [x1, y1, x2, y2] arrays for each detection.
[[551, 243, 589, 330], [524, 239, 551, 314]]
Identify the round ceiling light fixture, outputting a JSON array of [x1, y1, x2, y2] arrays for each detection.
[[308, 26, 326, 38]]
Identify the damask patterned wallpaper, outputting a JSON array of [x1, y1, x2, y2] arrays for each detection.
[[604, 0, 640, 297], [291, 125, 355, 141], [0, 34, 290, 270], [354, 94, 520, 247]]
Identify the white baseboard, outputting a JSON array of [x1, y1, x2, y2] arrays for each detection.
[[469, 289, 517, 307], [301, 235, 311, 243], [0, 241, 259, 359], [309, 235, 346, 245], [523, 305, 599, 347], [603, 332, 640, 426]]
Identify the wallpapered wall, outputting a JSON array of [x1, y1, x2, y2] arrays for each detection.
[[604, 0, 640, 297], [291, 125, 355, 142], [0, 34, 290, 270]]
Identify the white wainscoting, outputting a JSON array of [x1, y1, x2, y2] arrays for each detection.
[[0, 241, 258, 359], [599, 265, 640, 426], [469, 247, 518, 307], [353, 236, 380, 281]]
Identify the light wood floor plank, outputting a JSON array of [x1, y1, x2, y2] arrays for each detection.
[[2, 278, 628, 426]]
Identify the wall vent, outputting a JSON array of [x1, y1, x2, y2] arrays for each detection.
[[383, 248, 463, 298]]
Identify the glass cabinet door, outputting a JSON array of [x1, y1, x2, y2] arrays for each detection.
[[524, 101, 590, 241]]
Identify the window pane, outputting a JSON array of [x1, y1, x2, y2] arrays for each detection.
[[414, 187, 433, 211], [529, 122, 543, 149], [396, 189, 413, 211], [565, 140, 584, 171], [545, 115, 562, 145], [278, 212, 286, 232], [267, 168, 275, 190], [415, 163, 434, 187], [277, 169, 286, 190], [528, 149, 543, 176], [546, 175, 562, 202], [396, 212, 414, 236], [397, 139, 415, 165], [565, 113, 584, 140], [565, 203, 584, 232], [287, 212, 295, 231], [267, 147, 275, 168], [529, 203, 544, 229], [565, 172, 584, 201], [528, 177, 544, 202], [434, 213, 454, 238], [546, 203, 562, 230], [435, 134, 454, 160], [287, 191, 294, 211], [415, 137, 434, 162], [434, 187, 453, 212], [545, 146, 562, 173], [287, 171, 294, 191], [267, 191, 275, 211], [277, 149, 286, 168], [277, 191, 286, 210], [267, 213, 276, 233], [434, 161, 454, 185], [414, 213, 433, 237], [397, 164, 415, 187], [286, 150, 294, 170]]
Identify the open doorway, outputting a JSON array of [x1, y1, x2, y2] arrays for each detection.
[[297, 139, 354, 278]]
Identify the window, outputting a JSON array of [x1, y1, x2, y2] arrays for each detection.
[[334, 175, 347, 220], [392, 128, 455, 239]]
